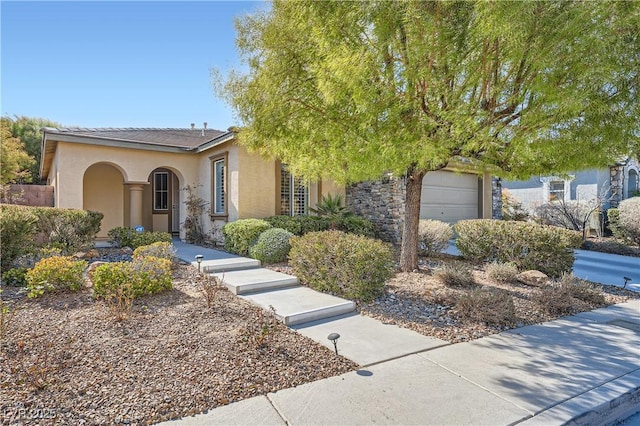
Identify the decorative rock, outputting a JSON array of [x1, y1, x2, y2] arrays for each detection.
[[516, 270, 550, 287], [85, 261, 108, 285]]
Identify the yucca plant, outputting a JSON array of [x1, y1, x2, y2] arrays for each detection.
[[310, 194, 352, 218]]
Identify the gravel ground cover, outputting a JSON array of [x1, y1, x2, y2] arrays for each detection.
[[0, 262, 356, 425], [270, 256, 639, 344]]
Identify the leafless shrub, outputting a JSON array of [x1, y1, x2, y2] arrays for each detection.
[[197, 273, 223, 308], [240, 306, 281, 349], [433, 264, 476, 288], [455, 288, 517, 326], [558, 273, 605, 305]]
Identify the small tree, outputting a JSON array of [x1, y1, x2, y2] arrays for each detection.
[[182, 184, 209, 245]]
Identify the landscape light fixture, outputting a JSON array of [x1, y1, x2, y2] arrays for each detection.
[[195, 255, 204, 272], [327, 333, 340, 356], [623, 276, 632, 289]]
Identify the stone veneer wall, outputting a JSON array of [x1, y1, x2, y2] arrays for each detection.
[[346, 176, 406, 245], [492, 177, 502, 219], [610, 165, 625, 208]]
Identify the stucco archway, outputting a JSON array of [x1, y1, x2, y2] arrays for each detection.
[[144, 167, 184, 234], [83, 163, 125, 238]]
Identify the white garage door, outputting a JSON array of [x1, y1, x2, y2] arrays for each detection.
[[420, 171, 479, 224]]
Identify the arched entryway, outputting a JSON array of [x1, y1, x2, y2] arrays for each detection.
[[83, 163, 125, 238], [146, 168, 181, 234]]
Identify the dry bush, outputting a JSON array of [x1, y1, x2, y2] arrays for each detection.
[[558, 273, 605, 305], [455, 288, 517, 326], [197, 273, 224, 308], [486, 262, 519, 283], [433, 264, 476, 288], [531, 284, 575, 316], [424, 287, 457, 307], [0, 291, 18, 343], [418, 219, 453, 256], [240, 306, 281, 349]]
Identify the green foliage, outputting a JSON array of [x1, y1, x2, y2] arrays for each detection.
[[455, 288, 516, 326], [289, 230, 394, 301], [0, 204, 37, 272], [133, 242, 176, 262], [333, 215, 376, 238], [218, 0, 640, 272], [222, 219, 272, 255], [33, 207, 103, 254], [3, 115, 60, 183], [26, 256, 87, 297], [264, 215, 328, 235], [249, 228, 294, 264], [107, 227, 171, 249], [485, 262, 519, 283], [0, 117, 35, 184], [92, 256, 172, 300], [433, 264, 476, 288], [455, 220, 582, 277], [607, 208, 623, 239], [418, 219, 453, 256], [2, 267, 28, 287], [614, 198, 640, 246], [310, 193, 352, 218]]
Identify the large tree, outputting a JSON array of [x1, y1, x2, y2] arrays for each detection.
[[5, 115, 60, 183], [218, 1, 640, 271], [0, 117, 35, 184]]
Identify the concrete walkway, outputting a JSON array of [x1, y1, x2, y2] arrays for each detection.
[[169, 240, 640, 425]]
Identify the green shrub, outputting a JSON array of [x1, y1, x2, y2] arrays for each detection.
[[26, 256, 87, 297], [289, 230, 394, 301], [333, 215, 376, 238], [222, 219, 272, 255], [133, 241, 176, 262], [454, 220, 582, 277], [455, 288, 517, 326], [615, 198, 640, 246], [264, 215, 329, 235], [0, 204, 37, 272], [107, 227, 172, 249], [2, 267, 28, 287], [249, 228, 294, 264], [418, 219, 453, 256], [33, 207, 103, 254], [607, 208, 623, 239], [486, 262, 519, 283], [433, 264, 476, 288], [93, 256, 172, 299]]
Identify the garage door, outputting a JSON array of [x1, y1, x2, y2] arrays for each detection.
[[420, 171, 479, 224]]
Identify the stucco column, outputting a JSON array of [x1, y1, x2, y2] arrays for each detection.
[[128, 184, 145, 228]]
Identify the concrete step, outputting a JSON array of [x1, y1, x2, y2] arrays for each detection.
[[240, 286, 356, 326], [194, 257, 261, 273], [213, 268, 298, 295]]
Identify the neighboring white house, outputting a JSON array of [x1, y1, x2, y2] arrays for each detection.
[[502, 157, 640, 214]]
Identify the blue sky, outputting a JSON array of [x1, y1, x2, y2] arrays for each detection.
[[1, 1, 267, 130]]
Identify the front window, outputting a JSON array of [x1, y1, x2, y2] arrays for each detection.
[[212, 155, 227, 216], [153, 172, 168, 210], [549, 181, 565, 201], [280, 164, 308, 216]]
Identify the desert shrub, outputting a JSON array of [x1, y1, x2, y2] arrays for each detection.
[[289, 230, 394, 302], [433, 264, 476, 288], [107, 227, 172, 249], [558, 273, 605, 305], [418, 219, 453, 256], [265, 215, 330, 235], [26, 256, 87, 297], [249, 228, 294, 264], [93, 256, 172, 300], [501, 190, 529, 221], [454, 220, 582, 277], [606, 208, 623, 239], [486, 262, 519, 283], [455, 288, 517, 326], [531, 284, 575, 316], [222, 219, 272, 255], [615, 198, 640, 246], [133, 242, 176, 262], [333, 215, 376, 237], [534, 200, 594, 233], [2, 267, 28, 287], [310, 193, 351, 218], [0, 204, 37, 272], [33, 207, 103, 254]]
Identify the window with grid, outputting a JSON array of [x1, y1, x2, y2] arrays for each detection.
[[153, 172, 169, 210], [549, 181, 565, 201], [211, 155, 227, 216], [281, 164, 308, 216]]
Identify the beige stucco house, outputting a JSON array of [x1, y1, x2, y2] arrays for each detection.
[[40, 126, 495, 242], [40, 126, 342, 239]]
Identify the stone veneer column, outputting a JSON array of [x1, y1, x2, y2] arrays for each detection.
[[610, 165, 625, 208], [345, 175, 406, 246], [128, 184, 145, 228], [492, 177, 503, 219]]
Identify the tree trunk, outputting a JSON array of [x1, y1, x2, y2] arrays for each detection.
[[399, 168, 427, 272]]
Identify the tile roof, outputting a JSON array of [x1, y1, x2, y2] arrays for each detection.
[[45, 127, 230, 149]]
